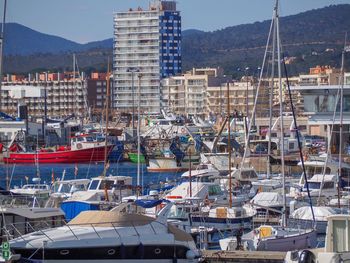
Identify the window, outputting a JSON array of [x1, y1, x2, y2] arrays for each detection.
[[305, 182, 320, 190], [289, 142, 295, 150], [89, 180, 100, 190], [323, 181, 334, 189], [241, 170, 257, 180], [99, 180, 115, 190]]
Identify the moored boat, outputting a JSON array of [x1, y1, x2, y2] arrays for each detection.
[[3, 134, 114, 164], [7, 204, 200, 262]]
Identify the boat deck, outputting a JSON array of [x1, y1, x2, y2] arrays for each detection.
[[201, 250, 286, 263]]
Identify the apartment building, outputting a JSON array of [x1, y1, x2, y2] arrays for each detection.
[[113, 1, 181, 114], [0, 72, 87, 118], [86, 72, 111, 112], [161, 68, 230, 117]]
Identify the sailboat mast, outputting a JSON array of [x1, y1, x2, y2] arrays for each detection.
[[227, 82, 232, 207], [267, 8, 277, 178], [0, 0, 7, 112], [73, 54, 76, 117], [275, 0, 287, 227], [137, 73, 142, 194], [103, 60, 111, 176], [338, 35, 346, 208]]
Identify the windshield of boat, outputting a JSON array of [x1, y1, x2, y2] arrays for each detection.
[[99, 180, 115, 190], [58, 184, 71, 193], [304, 182, 321, 190], [85, 137, 94, 142], [306, 166, 331, 177], [71, 184, 87, 192], [89, 180, 100, 190], [208, 185, 222, 196], [167, 206, 188, 219], [241, 170, 258, 179], [23, 185, 48, 190]]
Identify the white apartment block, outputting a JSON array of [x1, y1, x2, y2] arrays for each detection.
[[0, 74, 87, 118], [113, 1, 181, 114]]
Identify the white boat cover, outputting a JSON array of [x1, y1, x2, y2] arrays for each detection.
[[250, 192, 284, 207], [291, 206, 337, 221]]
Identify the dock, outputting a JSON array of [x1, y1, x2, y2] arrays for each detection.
[[201, 250, 286, 263]]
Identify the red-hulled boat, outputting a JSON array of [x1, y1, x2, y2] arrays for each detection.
[[3, 135, 114, 164]]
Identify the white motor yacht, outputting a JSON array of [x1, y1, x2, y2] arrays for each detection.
[[7, 204, 200, 262], [11, 183, 50, 199]]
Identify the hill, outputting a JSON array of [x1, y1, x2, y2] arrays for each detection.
[[182, 4, 350, 76], [2, 23, 112, 56], [3, 4, 350, 75]]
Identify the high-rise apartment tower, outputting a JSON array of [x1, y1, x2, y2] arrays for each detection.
[[113, 1, 181, 113]]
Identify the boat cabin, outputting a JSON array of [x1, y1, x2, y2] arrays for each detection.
[[231, 167, 259, 184], [70, 135, 106, 150], [52, 179, 90, 198], [11, 184, 50, 199], [302, 174, 337, 198]]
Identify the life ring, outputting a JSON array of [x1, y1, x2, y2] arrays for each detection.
[[76, 143, 83, 150]]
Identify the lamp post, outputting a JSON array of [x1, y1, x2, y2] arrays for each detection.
[[127, 68, 140, 139]]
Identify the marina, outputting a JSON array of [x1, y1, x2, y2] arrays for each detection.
[[0, 0, 350, 262]]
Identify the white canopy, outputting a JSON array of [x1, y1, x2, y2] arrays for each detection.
[[250, 192, 284, 207], [291, 206, 337, 221]]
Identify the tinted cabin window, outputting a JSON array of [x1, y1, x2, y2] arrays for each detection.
[[323, 181, 334, 189], [89, 180, 99, 190], [241, 170, 257, 179], [99, 180, 114, 190]]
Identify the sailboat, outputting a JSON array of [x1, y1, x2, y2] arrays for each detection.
[[220, 0, 317, 252]]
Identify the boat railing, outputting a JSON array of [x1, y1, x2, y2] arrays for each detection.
[[287, 218, 319, 232], [0, 194, 48, 208], [1, 218, 67, 243], [64, 220, 168, 240], [2, 218, 170, 243]]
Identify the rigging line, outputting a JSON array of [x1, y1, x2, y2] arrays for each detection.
[[8, 163, 16, 189], [282, 55, 316, 225], [240, 1, 275, 171], [316, 80, 340, 204], [317, 33, 347, 206]]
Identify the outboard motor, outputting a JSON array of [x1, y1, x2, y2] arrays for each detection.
[[298, 250, 315, 263]]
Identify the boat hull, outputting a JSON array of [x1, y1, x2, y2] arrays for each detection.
[[255, 229, 317, 251], [13, 244, 194, 263], [147, 156, 199, 173], [128, 152, 146, 164], [191, 215, 253, 231], [3, 145, 114, 164]]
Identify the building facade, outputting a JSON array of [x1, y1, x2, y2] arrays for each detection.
[[0, 72, 88, 118], [87, 72, 109, 113], [161, 68, 230, 117], [113, 1, 181, 114]]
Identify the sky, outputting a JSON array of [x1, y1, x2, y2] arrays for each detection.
[[6, 0, 350, 43]]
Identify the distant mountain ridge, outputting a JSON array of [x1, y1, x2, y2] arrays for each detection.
[[3, 23, 113, 56], [3, 4, 350, 74]]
